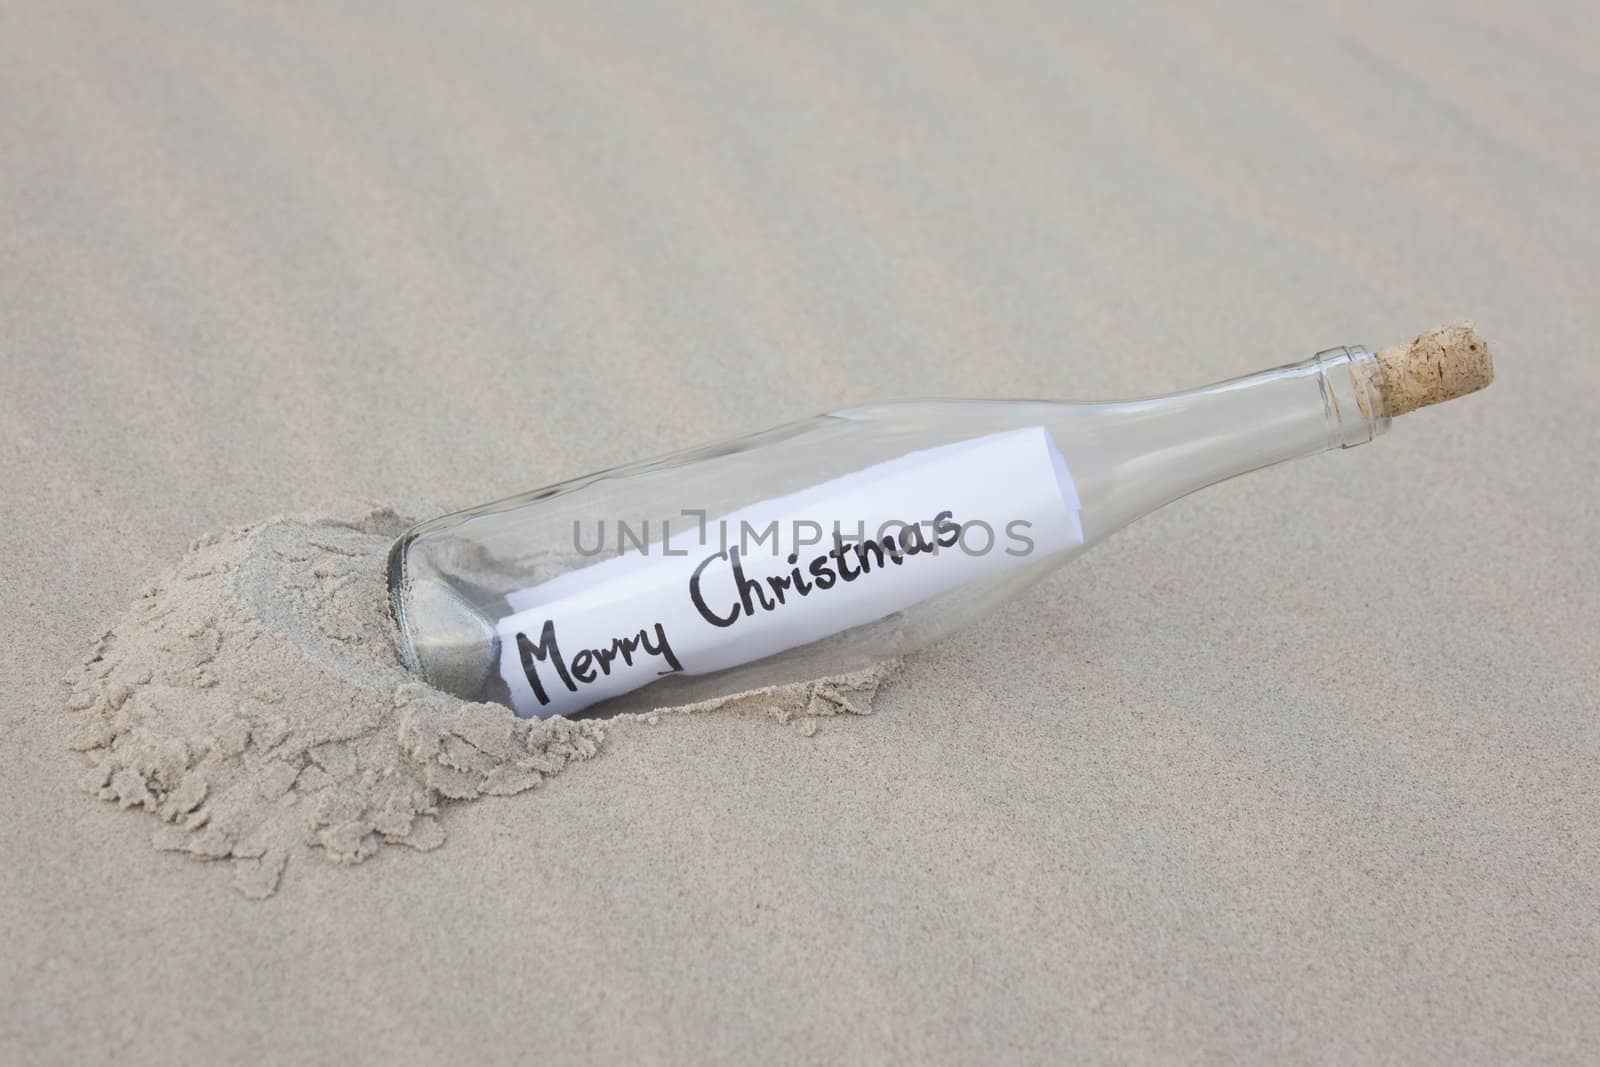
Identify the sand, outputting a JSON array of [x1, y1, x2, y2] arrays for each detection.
[[4, 0, 1598, 1061], [66, 507, 892, 898]]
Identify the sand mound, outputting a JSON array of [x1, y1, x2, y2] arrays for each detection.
[[65, 509, 895, 897]]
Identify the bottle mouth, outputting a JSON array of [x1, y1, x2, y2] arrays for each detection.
[[1314, 345, 1390, 449]]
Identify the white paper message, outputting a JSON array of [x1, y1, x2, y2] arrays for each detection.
[[495, 427, 1082, 718]]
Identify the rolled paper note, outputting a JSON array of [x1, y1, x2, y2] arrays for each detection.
[[494, 427, 1083, 718]]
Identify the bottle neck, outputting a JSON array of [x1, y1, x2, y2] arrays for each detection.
[[1064, 347, 1390, 543], [1182, 344, 1390, 464]]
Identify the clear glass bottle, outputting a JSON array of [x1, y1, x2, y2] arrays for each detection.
[[388, 326, 1491, 719]]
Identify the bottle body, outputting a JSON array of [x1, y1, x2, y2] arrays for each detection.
[[388, 346, 1388, 717]]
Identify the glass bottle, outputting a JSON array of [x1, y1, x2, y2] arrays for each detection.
[[387, 324, 1492, 719]]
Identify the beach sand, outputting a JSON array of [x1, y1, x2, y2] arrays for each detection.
[[3, 0, 1597, 1060]]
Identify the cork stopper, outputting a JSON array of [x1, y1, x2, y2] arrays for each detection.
[[1374, 321, 1494, 416]]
